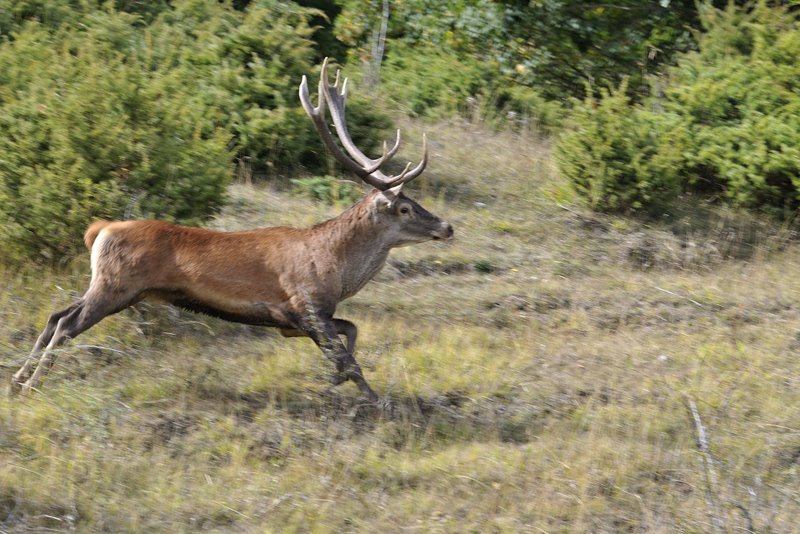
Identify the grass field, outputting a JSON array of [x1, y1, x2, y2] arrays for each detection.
[[1, 120, 798, 532]]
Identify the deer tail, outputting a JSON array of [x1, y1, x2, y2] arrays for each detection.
[[84, 220, 113, 250]]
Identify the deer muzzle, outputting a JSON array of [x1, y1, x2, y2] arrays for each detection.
[[432, 222, 454, 240]]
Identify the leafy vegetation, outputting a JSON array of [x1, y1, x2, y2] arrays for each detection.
[[1, 1, 800, 530], [557, 1, 800, 217], [0, 0, 389, 262], [668, 1, 800, 216], [1, 122, 798, 532], [0, 13, 230, 262], [291, 175, 362, 205], [491, 0, 703, 100], [333, 0, 562, 128], [556, 80, 686, 214], [333, 0, 714, 107]]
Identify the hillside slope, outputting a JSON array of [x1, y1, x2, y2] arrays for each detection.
[[1, 120, 798, 532]]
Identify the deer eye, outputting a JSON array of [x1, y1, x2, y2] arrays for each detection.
[[399, 206, 410, 215]]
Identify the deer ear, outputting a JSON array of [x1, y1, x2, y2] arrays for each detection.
[[374, 184, 403, 210], [387, 183, 404, 196]]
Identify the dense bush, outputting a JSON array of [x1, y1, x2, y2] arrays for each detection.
[[558, 2, 800, 217], [332, 0, 716, 108], [666, 2, 800, 216], [373, 43, 492, 118], [556, 81, 686, 214], [0, 16, 231, 263], [0, 0, 391, 263], [371, 43, 563, 130], [333, 0, 562, 130]]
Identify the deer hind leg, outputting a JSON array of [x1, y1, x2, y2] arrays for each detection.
[[11, 300, 85, 390], [20, 292, 130, 393]]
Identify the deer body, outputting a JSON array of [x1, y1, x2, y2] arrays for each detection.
[[14, 189, 451, 399], [12, 59, 452, 401], [85, 189, 441, 324], [91, 220, 313, 327]]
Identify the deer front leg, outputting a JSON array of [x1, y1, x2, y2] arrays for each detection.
[[280, 318, 358, 354], [332, 319, 357, 355], [299, 316, 377, 402]]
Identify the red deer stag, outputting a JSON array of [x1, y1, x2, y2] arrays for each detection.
[[11, 58, 453, 401]]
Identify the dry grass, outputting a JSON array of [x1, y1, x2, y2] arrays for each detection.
[[1, 119, 799, 532]]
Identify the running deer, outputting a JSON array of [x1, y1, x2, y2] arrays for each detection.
[[11, 59, 453, 400]]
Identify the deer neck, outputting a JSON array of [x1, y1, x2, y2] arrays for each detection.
[[314, 193, 393, 298]]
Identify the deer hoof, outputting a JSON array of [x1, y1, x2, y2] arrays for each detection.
[[10, 382, 33, 397], [10, 367, 32, 390], [359, 388, 380, 404], [329, 372, 347, 386], [8, 379, 22, 397]]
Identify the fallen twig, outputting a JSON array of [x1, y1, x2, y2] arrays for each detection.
[[686, 396, 726, 534], [654, 286, 705, 308]]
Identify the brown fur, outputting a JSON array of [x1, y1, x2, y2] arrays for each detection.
[[13, 189, 453, 400]]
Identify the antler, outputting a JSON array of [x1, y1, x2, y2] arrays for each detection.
[[299, 58, 428, 191]]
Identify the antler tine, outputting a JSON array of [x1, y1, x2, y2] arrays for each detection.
[[300, 73, 384, 181], [385, 133, 428, 188], [335, 67, 343, 92], [390, 162, 413, 185], [319, 60, 399, 184], [384, 129, 401, 160], [303, 58, 428, 190]]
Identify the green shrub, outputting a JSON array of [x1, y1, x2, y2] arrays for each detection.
[[491, 85, 564, 133], [165, 1, 392, 177], [373, 43, 492, 118], [0, 1, 393, 263], [557, 3, 800, 218], [665, 2, 800, 217], [556, 80, 686, 214], [291, 176, 362, 205], [344, 41, 561, 132], [0, 19, 231, 263]]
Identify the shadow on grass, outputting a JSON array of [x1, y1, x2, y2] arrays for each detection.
[[183, 377, 580, 449]]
